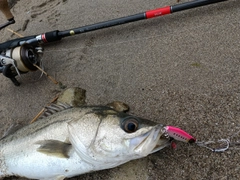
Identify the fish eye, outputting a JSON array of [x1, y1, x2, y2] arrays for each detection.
[[122, 118, 139, 133]]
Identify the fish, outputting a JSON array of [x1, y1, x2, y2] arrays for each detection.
[[0, 103, 171, 180]]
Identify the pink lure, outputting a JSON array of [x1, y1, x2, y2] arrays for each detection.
[[165, 126, 196, 144]]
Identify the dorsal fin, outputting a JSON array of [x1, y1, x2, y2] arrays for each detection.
[[106, 101, 129, 112], [40, 103, 72, 119]]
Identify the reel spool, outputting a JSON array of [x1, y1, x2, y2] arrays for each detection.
[[6, 44, 41, 72]]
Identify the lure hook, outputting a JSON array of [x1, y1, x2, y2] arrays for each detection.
[[196, 139, 230, 153]]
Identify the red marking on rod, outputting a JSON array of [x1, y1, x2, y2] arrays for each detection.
[[41, 34, 48, 43], [145, 6, 171, 19]]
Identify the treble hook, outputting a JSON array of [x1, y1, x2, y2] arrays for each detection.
[[196, 139, 230, 153]]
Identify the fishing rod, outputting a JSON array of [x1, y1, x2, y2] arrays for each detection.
[[0, 0, 228, 86]]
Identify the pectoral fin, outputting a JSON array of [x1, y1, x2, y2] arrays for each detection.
[[36, 140, 72, 158]]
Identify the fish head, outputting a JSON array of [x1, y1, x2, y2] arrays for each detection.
[[68, 106, 170, 168]]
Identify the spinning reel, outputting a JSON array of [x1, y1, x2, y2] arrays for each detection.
[[0, 44, 43, 86], [0, 31, 61, 86], [0, 0, 228, 86]]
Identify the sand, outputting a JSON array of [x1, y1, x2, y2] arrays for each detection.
[[0, 0, 239, 179]]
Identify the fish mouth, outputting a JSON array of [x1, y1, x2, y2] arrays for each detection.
[[151, 134, 171, 153], [130, 125, 170, 155]]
